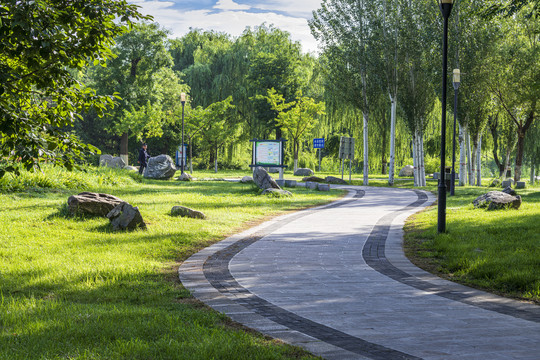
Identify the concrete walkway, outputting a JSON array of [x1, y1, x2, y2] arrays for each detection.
[[179, 186, 540, 360]]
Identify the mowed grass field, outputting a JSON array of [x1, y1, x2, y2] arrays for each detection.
[[0, 167, 342, 360], [404, 184, 540, 304]]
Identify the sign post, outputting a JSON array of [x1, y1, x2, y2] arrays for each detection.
[[339, 136, 355, 183], [313, 138, 325, 172], [250, 139, 287, 179], [176, 144, 187, 168]]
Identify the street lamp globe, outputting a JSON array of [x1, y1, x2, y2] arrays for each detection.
[[453, 69, 461, 89]]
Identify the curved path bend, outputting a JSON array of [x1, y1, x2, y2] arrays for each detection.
[[179, 186, 540, 360]]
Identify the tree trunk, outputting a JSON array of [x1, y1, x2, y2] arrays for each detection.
[[381, 125, 388, 175], [120, 132, 129, 165], [466, 130, 473, 186], [420, 132, 426, 186], [209, 146, 215, 169], [363, 112, 369, 185], [189, 136, 193, 174], [488, 117, 504, 176], [388, 95, 397, 185], [531, 157, 536, 185], [471, 139, 477, 187], [459, 123, 467, 186], [293, 140, 299, 172], [413, 130, 420, 187], [503, 149, 512, 180], [514, 131, 525, 182], [476, 134, 482, 186], [215, 147, 218, 173]]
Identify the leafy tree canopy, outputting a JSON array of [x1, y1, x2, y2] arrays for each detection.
[[0, 0, 148, 177]]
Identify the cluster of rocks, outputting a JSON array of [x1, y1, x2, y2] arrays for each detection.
[[67, 191, 206, 232], [300, 175, 347, 191], [100, 154, 178, 180], [472, 186, 522, 211], [253, 167, 292, 197], [67, 192, 146, 231], [490, 178, 527, 189]]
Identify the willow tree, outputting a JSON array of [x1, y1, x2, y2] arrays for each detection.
[[310, 0, 377, 185], [490, 5, 539, 182]]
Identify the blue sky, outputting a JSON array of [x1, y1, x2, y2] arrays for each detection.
[[129, 0, 323, 53]]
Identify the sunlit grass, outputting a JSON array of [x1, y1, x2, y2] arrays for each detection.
[[0, 168, 340, 359], [404, 185, 540, 303]]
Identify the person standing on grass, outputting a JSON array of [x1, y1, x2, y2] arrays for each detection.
[[138, 143, 150, 175]]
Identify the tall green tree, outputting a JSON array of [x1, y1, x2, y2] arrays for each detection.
[[265, 88, 325, 171], [310, 0, 378, 185], [0, 0, 147, 176], [87, 23, 188, 163], [490, 4, 539, 181]]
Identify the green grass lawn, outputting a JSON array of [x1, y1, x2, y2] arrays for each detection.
[[404, 184, 540, 304], [0, 167, 341, 359]]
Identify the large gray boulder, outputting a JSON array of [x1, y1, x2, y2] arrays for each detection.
[[294, 168, 314, 177], [325, 176, 348, 185], [261, 188, 292, 197], [253, 167, 281, 190], [473, 191, 522, 210], [144, 155, 176, 180], [399, 165, 414, 177], [171, 206, 206, 219], [99, 154, 125, 169], [67, 192, 124, 217], [106, 202, 146, 231], [99, 154, 113, 167]]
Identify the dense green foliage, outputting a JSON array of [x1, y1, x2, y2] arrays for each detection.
[[0, 0, 148, 177]]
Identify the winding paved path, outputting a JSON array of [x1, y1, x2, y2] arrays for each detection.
[[179, 186, 540, 360]]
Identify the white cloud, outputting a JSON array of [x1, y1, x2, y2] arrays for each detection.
[[129, 0, 320, 53], [214, 0, 251, 11]]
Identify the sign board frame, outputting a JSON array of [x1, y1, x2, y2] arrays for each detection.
[[249, 139, 287, 168], [313, 138, 325, 149]]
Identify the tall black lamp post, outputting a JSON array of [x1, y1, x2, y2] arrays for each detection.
[[451, 69, 460, 196], [180, 92, 186, 175], [438, 0, 453, 233]]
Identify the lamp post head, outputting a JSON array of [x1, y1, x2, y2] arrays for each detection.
[[180, 92, 186, 105], [439, 0, 453, 18], [453, 69, 460, 89]]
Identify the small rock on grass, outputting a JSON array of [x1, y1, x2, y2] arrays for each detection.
[[241, 176, 254, 183], [177, 173, 193, 181], [107, 202, 147, 231], [261, 188, 292, 197], [171, 206, 206, 219]]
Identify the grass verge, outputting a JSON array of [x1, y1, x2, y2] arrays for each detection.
[[0, 167, 341, 359], [403, 185, 540, 304]]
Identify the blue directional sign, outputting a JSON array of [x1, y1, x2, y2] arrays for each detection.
[[313, 138, 325, 149]]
